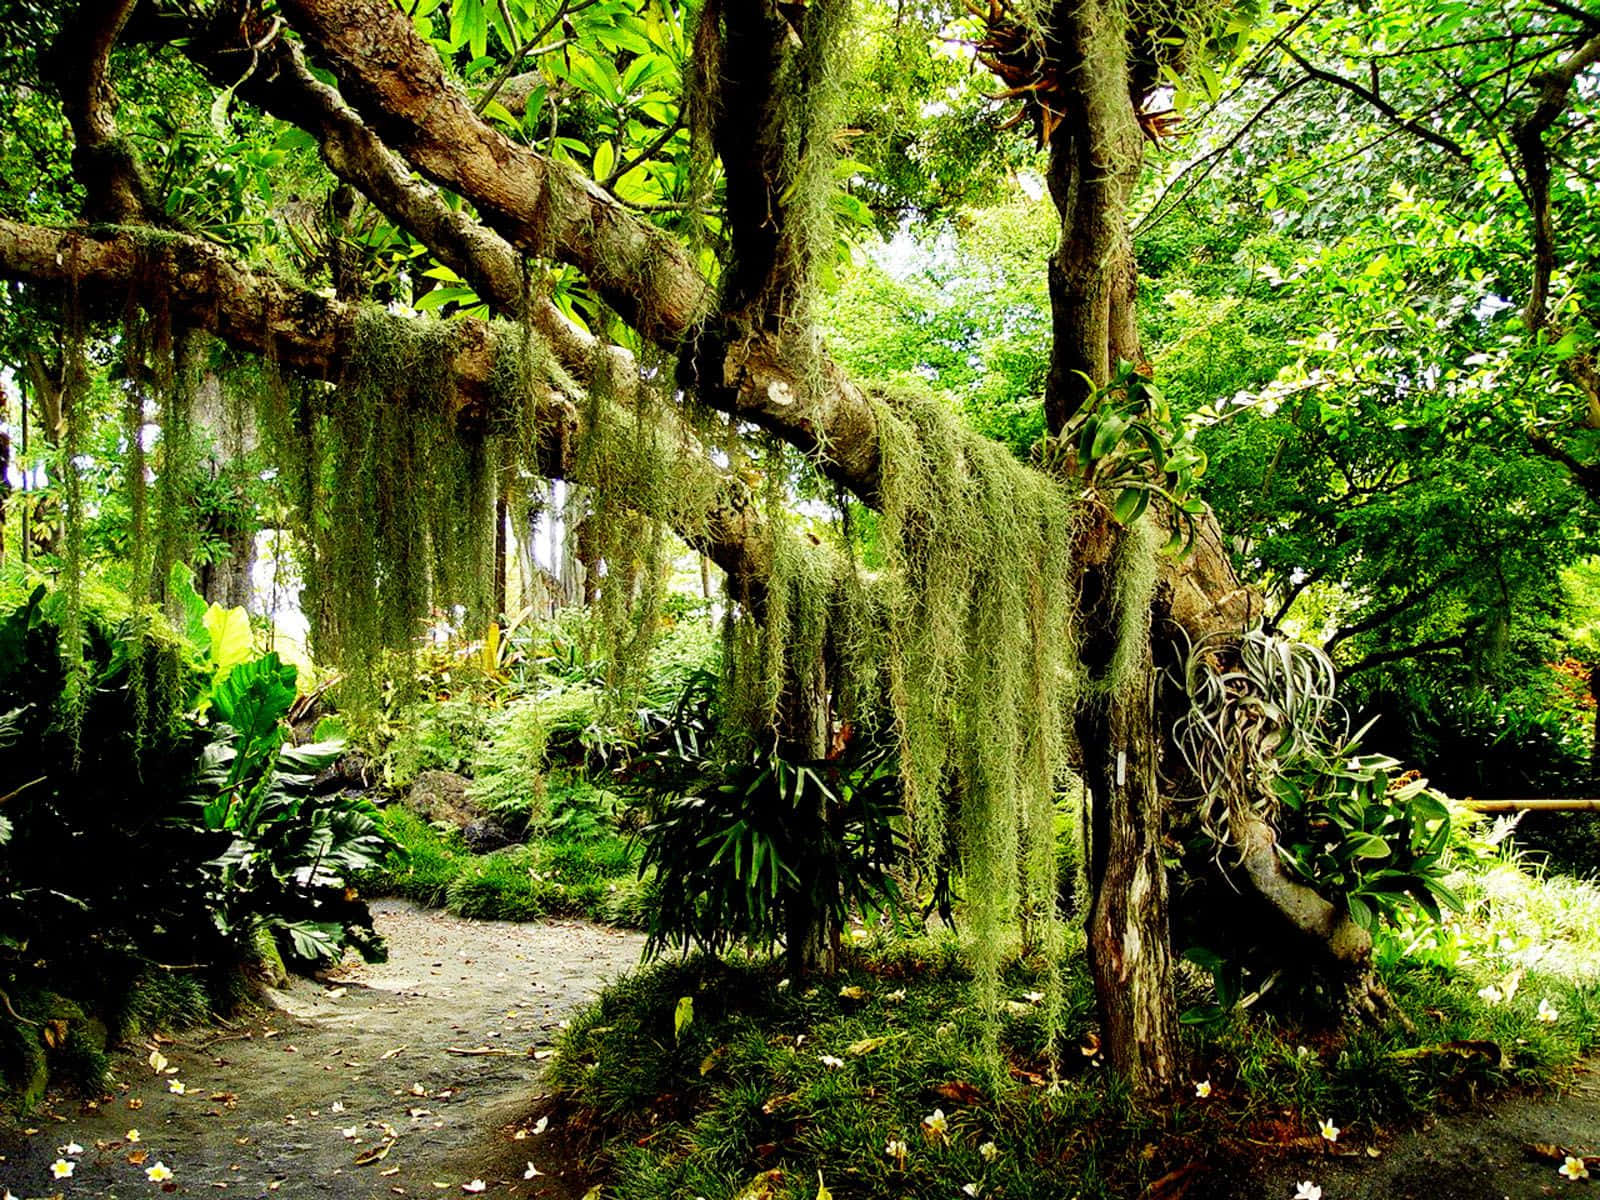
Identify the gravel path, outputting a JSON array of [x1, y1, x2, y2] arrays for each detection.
[[0, 901, 643, 1199]]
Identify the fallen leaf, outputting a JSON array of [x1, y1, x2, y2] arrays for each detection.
[[847, 1036, 891, 1056], [128, 1151, 149, 1166], [147, 1051, 169, 1074], [933, 1080, 985, 1106], [354, 1141, 396, 1166], [381, 1046, 409, 1060]]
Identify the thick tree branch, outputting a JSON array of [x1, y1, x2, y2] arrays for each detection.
[[0, 218, 767, 588], [1340, 632, 1472, 677], [276, 0, 708, 346], [44, 0, 158, 223]]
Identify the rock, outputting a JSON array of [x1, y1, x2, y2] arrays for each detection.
[[312, 750, 372, 795], [402, 770, 480, 829], [462, 815, 520, 854]]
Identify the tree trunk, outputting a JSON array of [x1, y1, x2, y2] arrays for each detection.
[[1076, 544, 1179, 1096], [1589, 663, 1600, 783], [780, 618, 837, 979]]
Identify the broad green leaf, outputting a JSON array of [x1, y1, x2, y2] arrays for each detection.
[[203, 604, 255, 678]]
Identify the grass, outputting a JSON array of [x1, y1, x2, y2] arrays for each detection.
[[357, 805, 654, 927], [544, 846, 1600, 1200]]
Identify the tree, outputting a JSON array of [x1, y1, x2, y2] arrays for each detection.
[[0, 0, 1493, 1097]]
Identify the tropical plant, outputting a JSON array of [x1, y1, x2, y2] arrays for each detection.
[[1174, 628, 1461, 931], [622, 676, 906, 973], [1038, 360, 1210, 543]]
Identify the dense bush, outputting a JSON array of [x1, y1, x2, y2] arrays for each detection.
[[621, 675, 906, 971], [0, 575, 389, 1101]]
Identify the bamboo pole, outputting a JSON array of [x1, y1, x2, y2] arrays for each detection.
[[1461, 798, 1600, 813]]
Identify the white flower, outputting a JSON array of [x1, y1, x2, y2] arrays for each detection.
[[819, 1054, 845, 1069], [776, 979, 791, 992], [127, 1129, 141, 1142], [146, 1162, 174, 1183], [168, 1079, 187, 1094], [341, 1125, 361, 1139], [979, 1141, 998, 1162], [462, 1181, 487, 1194], [962, 1185, 980, 1197], [885, 988, 907, 1002], [1022, 991, 1044, 1004], [1560, 1155, 1590, 1180], [1292, 1183, 1321, 1200], [1194, 1079, 1213, 1099], [885, 1138, 907, 1165], [1477, 984, 1503, 1005], [923, 1108, 948, 1137], [50, 1159, 75, 1180], [1538, 998, 1560, 1023], [1318, 1118, 1340, 1143], [331, 1101, 345, 1114], [531, 1116, 548, 1136], [60, 1141, 83, 1156]]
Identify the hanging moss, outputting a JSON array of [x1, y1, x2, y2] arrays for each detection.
[[57, 292, 89, 746], [1099, 514, 1161, 701]]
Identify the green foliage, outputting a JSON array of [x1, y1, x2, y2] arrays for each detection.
[[1273, 755, 1458, 934], [465, 700, 551, 823], [623, 676, 906, 962], [549, 880, 1600, 1199], [0, 577, 388, 1059], [361, 806, 646, 926], [1040, 362, 1209, 540]]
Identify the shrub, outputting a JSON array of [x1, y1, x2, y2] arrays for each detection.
[[0, 577, 390, 1103], [622, 677, 907, 972]]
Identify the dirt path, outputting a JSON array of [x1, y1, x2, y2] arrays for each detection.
[[0, 901, 643, 1200]]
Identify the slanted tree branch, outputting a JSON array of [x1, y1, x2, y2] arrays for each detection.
[[1281, 44, 1474, 165], [1513, 30, 1600, 328], [43, 0, 158, 223], [0, 218, 769, 591]]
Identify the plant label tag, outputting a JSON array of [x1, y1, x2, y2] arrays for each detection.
[[1116, 751, 1126, 787]]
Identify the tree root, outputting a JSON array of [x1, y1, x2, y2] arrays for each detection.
[[1235, 813, 1413, 1032]]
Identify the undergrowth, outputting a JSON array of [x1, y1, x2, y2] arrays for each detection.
[[546, 846, 1600, 1199], [360, 802, 652, 928]]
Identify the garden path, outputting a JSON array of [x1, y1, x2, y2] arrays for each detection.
[[0, 901, 642, 1199]]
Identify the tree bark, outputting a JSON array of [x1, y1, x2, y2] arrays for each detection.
[[1075, 541, 1179, 1095]]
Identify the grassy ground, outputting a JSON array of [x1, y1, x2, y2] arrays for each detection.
[[358, 806, 654, 927], [542, 852, 1600, 1199]]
